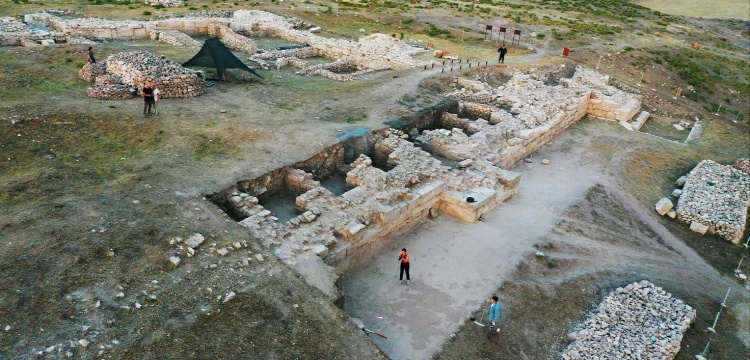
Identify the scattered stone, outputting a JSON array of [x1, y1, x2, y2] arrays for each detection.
[[216, 248, 229, 256], [654, 197, 674, 216], [689, 221, 709, 235], [168, 256, 181, 267], [255, 254, 264, 262], [77, 339, 89, 348], [667, 209, 676, 219], [671, 189, 682, 197], [673, 124, 685, 131], [541, 159, 550, 165], [184, 233, 205, 248], [4, 325, 10, 331], [222, 291, 236, 303], [429, 208, 439, 219], [675, 175, 687, 186]]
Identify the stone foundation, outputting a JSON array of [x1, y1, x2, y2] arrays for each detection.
[[213, 128, 519, 296], [151, 29, 201, 47], [675, 160, 750, 244], [208, 24, 256, 53], [144, 0, 185, 7], [86, 84, 135, 100], [432, 66, 638, 169]]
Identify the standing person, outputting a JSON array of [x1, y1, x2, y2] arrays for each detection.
[[152, 86, 161, 115], [398, 248, 410, 285], [487, 296, 501, 334], [142, 85, 154, 118], [498, 45, 508, 64], [87, 46, 96, 64]]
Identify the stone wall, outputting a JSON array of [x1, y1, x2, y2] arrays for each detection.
[[151, 29, 201, 47], [144, 0, 186, 7], [562, 281, 695, 360], [208, 24, 256, 53], [674, 160, 750, 244], [106, 51, 205, 98], [216, 128, 519, 296], [429, 66, 641, 169], [86, 84, 135, 100]]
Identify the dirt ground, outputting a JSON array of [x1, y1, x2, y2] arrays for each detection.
[[1, 1, 749, 359]]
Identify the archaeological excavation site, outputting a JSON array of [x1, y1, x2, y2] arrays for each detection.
[[0, 1, 748, 359]]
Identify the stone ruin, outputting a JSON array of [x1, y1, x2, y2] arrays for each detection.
[[13, 10, 428, 80], [425, 65, 643, 168], [562, 280, 696, 360], [663, 160, 749, 244], [211, 127, 520, 296], [144, 0, 185, 7], [79, 51, 205, 99]]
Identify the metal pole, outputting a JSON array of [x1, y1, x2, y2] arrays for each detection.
[[714, 103, 722, 115], [744, 235, 750, 249], [735, 256, 745, 273], [720, 287, 731, 307]]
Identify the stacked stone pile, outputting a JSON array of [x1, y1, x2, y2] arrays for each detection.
[[357, 33, 424, 56], [673, 160, 750, 243], [253, 46, 319, 60], [86, 84, 135, 100], [735, 158, 750, 174], [78, 62, 106, 82], [184, 10, 235, 18], [144, 0, 186, 7], [106, 51, 205, 98], [295, 59, 365, 81], [456, 77, 493, 93], [0, 18, 27, 32], [95, 74, 123, 86], [42, 8, 83, 16], [275, 57, 309, 70], [564, 65, 642, 121], [562, 280, 695, 360], [152, 29, 200, 46], [458, 101, 497, 120], [208, 24, 256, 53]]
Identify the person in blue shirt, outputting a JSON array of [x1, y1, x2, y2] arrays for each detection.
[[487, 295, 501, 332]]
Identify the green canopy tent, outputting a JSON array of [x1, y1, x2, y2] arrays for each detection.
[[183, 37, 263, 80]]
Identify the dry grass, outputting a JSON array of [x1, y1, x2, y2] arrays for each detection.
[[637, 0, 750, 20]]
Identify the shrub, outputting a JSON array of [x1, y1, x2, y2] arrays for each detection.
[[143, 11, 152, 15]]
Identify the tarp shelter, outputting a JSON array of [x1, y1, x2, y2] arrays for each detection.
[[183, 37, 263, 80]]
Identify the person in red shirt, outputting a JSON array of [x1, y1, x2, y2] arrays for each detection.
[[398, 248, 410, 285]]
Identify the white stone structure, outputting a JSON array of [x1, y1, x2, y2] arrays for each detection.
[[219, 129, 519, 296], [675, 160, 750, 244], [19, 10, 428, 77], [562, 281, 695, 360], [430, 66, 642, 168], [144, 0, 185, 7]]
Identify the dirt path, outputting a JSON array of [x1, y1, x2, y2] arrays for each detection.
[[342, 123, 603, 359], [341, 120, 740, 359]]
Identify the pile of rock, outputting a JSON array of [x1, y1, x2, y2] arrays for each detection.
[[735, 158, 750, 174], [672, 160, 750, 243], [144, 0, 185, 7], [86, 84, 135, 100], [106, 51, 205, 98], [78, 62, 106, 82], [562, 281, 695, 360], [0, 18, 27, 33]]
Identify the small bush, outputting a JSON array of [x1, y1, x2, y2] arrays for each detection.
[[143, 11, 152, 15]]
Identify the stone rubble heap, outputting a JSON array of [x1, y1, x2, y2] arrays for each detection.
[[673, 160, 749, 243], [106, 51, 205, 98], [562, 280, 696, 360], [430, 65, 641, 168], [734, 158, 750, 174], [78, 62, 106, 83], [0, 18, 27, 32], [221, 128, 519, 296], [144, 0, 186, 7], [86, 84, 135, 100]]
